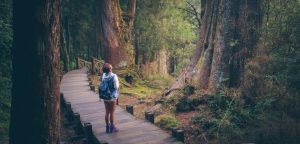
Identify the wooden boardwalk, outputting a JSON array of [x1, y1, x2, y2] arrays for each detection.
[[60, 69, 182, 144]]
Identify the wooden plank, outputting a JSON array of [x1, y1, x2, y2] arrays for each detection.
[[61, 69, 182, 144]]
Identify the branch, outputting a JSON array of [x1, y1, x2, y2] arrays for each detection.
[[186, 1, 202, 27]]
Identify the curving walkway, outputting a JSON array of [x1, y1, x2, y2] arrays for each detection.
[[60, 69, 182, 144]]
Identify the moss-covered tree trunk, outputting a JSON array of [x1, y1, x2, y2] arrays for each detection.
[[199, 0, 262, 91], [169, 0, 262, 93], [10, 0, 61, 143], [97, 0, 136, 67]]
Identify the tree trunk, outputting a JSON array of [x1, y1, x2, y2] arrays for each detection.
[[169, 0, 262, 92], [150, 0, 262, 113], [169, 0, 214, 90], [64, 16, 72, 68], [61, 17, 70, 72], [94, 0, 103, 59], [201, 0, 206, 18], [99, 0, 127, 67], [169, 55, 175, 74], [10, 0, 61, 143], [141, 49, 168, 77], [124, 0, 136, 43], [134, 29, 140, 65], [199, 0, 262, 91]]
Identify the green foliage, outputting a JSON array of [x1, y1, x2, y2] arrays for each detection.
[[181, 0, 202, 30], [155, 114, 180, 130], [183, 85, 196, 95], [225, 0, 300, 143], [61, 0, 96, 62], [176, 96, 194, 112], [175, 92, 207, 112], [118, 72, 166, 99], [191, 92, 275, 143], [135, 0, 196, 74]]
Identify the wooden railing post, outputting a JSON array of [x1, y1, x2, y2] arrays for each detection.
[[176, 129, 184, 142], [60, 93, 65, 108], [84, 122, 93, 144], [148, 113, 154, 123], [171, 127, 185, 142], [76, 57, 79, 69], [145, 111, 149, 120], [66, 102, 74, 121], [145, 111, 154, 123], [91, 57, 95, 74], [171, 127, 178, 137], [126, 105, 134, 115], [74, 113, 83, 134]]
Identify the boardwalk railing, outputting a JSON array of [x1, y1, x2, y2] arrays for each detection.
[[91, 57, 105, 75], [77, 57, 92, 70], [77, 57, 105, 75]]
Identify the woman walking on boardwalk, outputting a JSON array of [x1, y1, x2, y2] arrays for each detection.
[[99, 63, 120, 133]]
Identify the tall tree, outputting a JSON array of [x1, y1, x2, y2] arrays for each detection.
[[10, 0, 61, 143], [123, 0, 136, 43], [99, 0, 136, 67], [60, 17, 70, 72], [170, 0, 262, 92]]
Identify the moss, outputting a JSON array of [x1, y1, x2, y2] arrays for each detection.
[[117, 69, 141, 79], [155, 114, 180, 130], [119, 79, 161, 99], [116, 69, 171, 99]]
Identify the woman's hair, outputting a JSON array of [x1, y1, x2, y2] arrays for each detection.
[[102, 63, 112, 73]]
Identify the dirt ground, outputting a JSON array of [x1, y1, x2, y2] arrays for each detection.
[[118, 95, 154, 120]]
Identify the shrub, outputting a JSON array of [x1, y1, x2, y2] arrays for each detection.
[[155, 114, 180, 130]]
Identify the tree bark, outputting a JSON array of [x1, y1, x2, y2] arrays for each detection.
[[125, 0, 136, 43], [99, 0, 128, 67], [10, 0, 61, 143], [134, 29, 140, 65], [201, 0, 206, 18], [171, 0, 262, 92], [201, 0, 262, 91]]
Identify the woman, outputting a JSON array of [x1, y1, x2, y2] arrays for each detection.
[[101, 63, 119, 133]]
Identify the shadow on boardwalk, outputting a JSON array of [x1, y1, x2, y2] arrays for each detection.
[[60, 69, 182, 144]]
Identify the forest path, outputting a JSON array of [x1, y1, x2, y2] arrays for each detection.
[[60, 69, 182, 144]]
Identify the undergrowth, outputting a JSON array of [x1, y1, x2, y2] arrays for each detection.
[[155, 114, 180, 130]]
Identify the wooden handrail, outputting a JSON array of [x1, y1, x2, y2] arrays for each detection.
[[77, 57, 92, 69], [91, 57, 105, 75], [77, 57, 105, 75]]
